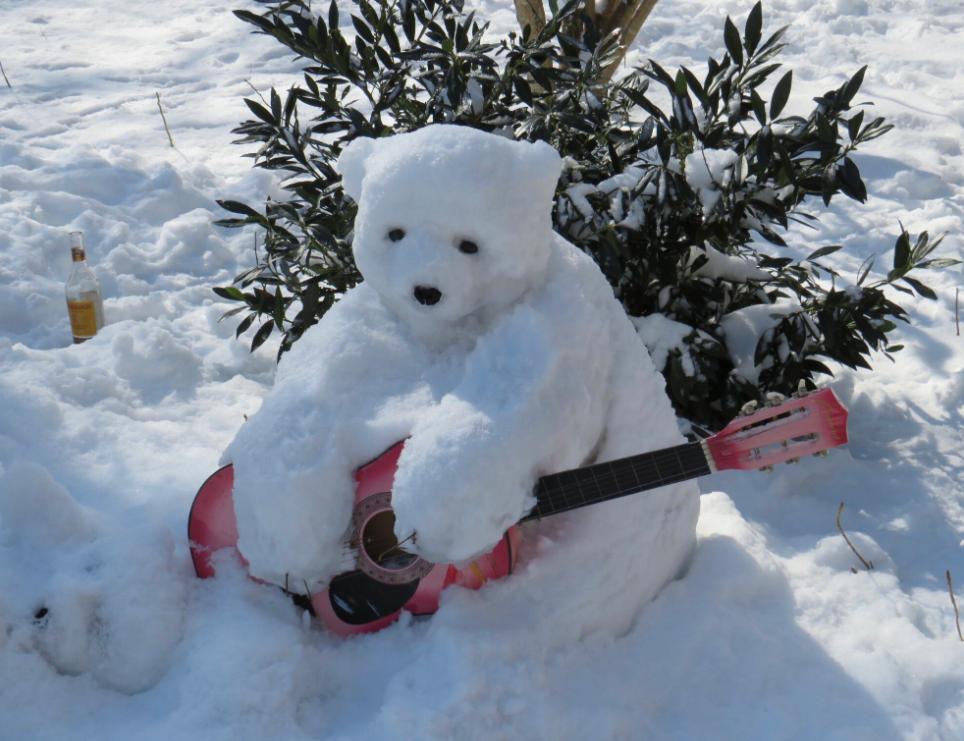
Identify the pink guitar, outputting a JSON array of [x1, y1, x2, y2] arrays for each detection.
[[189, 388, 848, 635]]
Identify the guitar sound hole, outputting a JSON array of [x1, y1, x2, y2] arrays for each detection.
[[327, 570, 419, 625], [362, 510, 418, 570]]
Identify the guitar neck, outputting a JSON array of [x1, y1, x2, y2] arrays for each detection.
[[521, 441, 711, 522]]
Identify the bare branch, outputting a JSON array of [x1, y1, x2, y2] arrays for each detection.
[[155, 91, 175, 148], [836, 501, 874, 571], [947, 570, 964, 641], [0, 60, 11, 89]]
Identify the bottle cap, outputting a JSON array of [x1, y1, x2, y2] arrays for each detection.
[[69, 231, 86, 262]]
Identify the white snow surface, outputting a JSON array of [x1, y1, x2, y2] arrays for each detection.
[[687, 242, 771, 282], [720, 298, 806, 383], [684, 146, 740, 214], [1, 1, 963, 739]]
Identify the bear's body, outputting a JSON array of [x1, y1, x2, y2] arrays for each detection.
[[225, 125, 699, 633]]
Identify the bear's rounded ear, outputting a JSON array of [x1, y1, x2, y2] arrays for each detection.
[[337, 137, 378, 203], [513, 140, 563, 209]]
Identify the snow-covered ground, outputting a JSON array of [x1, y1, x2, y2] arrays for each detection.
[[0, 0, 962, 738]]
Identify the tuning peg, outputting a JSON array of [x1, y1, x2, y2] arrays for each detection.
[[740, 400, 759, 416], [765, 392, 786, 406], [760, 465, 774, 473], [785, 457, 800, 465], [813, 450, 829, 458]]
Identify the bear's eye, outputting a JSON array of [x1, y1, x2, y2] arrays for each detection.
[[458, 239, 479, 255], [387, 228, 406, 242]]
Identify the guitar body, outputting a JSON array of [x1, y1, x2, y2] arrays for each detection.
[[189, 442, 519, 636]]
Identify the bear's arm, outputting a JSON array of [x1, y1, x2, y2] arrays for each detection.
[[223, 284, 431, 592], [390, 296, 611, 565]]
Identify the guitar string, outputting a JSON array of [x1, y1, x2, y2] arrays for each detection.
[[538, 443, 707, 500], [538, 442, 704, 497], [545, 456, 703, 505], [540, 448, 708, 506], [527, 442, 710, 518], [534, 453, 687, 509], [530, 466, 703, 519]]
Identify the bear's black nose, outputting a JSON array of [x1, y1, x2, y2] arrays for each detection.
[[414, 285, 442, 306]]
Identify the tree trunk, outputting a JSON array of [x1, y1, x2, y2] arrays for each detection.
[[513, 0, 547, 38], [511, 0, 660, 81]]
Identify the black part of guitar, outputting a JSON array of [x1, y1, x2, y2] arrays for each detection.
[[326, 569, 420, 625]]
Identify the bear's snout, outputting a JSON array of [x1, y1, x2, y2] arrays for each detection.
[[413, 285, 442, 306]]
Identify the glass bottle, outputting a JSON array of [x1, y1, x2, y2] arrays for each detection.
[[65, 231, 104, 343]]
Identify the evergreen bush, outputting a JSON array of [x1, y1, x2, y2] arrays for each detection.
[[215, 0, 957, 427]]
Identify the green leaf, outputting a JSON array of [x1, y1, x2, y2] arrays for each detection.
[[402, 6, 415, 41], [235, 313, 255, 338], [219, 305, 247, 320], [901, 276, 937, 299], [757, 25, 788, 55], [213, 286, 245, 301], [756, 225, 787, 246], [893, 231, 911, 270], [351, 15, 374, 43], [839, 157, 867, 202], [251, 320, 275, 351], [233, 9, 277, 36], [646, 60, 677, 92], [750, 89, 766, 125], [243, 98, 275, 124], [821, 164, 836, 206], [806, 245, 842, 261], [724, 17, 743, 67], [681, 66, 709, 107], [272, 286, 286, 328], [847, 110, 864, 141], [856, 116, 892, 143], [803, 358, 834, 376], [744, 2, 763, 56], [218, 199, 262, 218], [841, 65, 867, 106], [910, 230, 933, 261], [756, 125, 772, 168], [917, 258, 961, 269], [514, 76, 533, 105], [770, 70, 792, 118]]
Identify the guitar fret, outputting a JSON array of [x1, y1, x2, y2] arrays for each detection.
[[653, 454, 663, 482], [589, 464, 603, 505]]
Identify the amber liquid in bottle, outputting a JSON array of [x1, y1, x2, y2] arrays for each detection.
[[65, 232, 104, 343]]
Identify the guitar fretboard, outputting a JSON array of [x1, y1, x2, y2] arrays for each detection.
[[521, 441, 710, 521]]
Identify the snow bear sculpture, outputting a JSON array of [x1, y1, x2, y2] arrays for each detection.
[[225, 125, 699, 631]]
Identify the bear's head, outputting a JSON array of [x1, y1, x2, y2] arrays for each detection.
[[337, 125, 562, 337]]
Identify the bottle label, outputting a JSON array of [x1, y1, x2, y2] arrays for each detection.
[[67, 299, 98, 339]]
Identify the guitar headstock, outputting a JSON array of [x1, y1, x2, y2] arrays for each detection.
[[704, 388, 848, 472]]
